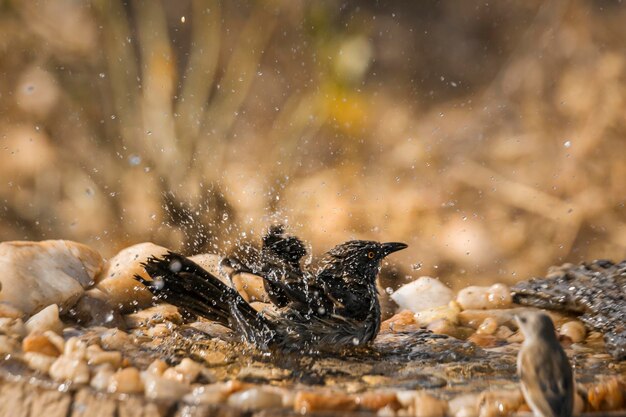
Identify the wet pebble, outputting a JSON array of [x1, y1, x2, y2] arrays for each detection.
[[477, 389, 523, 417], [142, 372, 191, 401], [86, 344, 122, 368], [357, 391, 400, 411], [391, 277, 453, 313], [0, 335, 18, 354], [90, 364, 114, 391], [25, 304, 63, 335], [0, 303, 24, 319], [100, 328, 132, 350], [184, 383, 229, 405], [380, 310, 417, 333], [294, 391, 358, 413], [227, 387, 283, 410], [108, 367, 144, 394], [457, 284, 512, 310], [49, 356, 90, 384], [163, 358, 204, 384], [413, 393, 448, 417], [22, 333, 61, 357], [414, 302, 461, 327], [449, 394, 479, 417], [23, 352, 56, 374], [560, 320, 586, 343], [96, 242, 169, 312], [0, 240, 103, 315], [476, 318, 498, 335], [124, 304, 182, 328]]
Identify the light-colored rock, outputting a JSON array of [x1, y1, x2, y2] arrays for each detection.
[[494, 326, 514, 340], [380, 310, 418, 333], [391, 277, 453, 313], [357, 392, 400, 411], [142, 372, 191, 401], [63, 336, 87, 359], [108, 367, 144, 394], [145, 323, 173, 338], [99, 328, 132, 350], [294, 391, 357, 413], [449, 394, 479, 417], [413, 393, 448, 417], [456, 284, 512, 311], [396, 391, 417, 408], [146, 359, 168, 376], [414, 301, 461, 327], [476, 318, 498, 335], [0, 240, 103, 315], [227, 387, 284, 410], [90, 364, 114, 391], [163, 358, 203, 384], [478, 389, 523, 417], [458, 307, 536, 329], [427, 319, 474, 340], [49, 356, 90, 384], [22, 333, 61, 357], [184, 384, 229, 405], [96, 242, 169, 312], [86, 344, 122, 368], [43, 330, 65, 352], [0, 318, 26, 338], [188, 253, 228, 282], [25, 304, 63, 335], [232, 272, 269, 303], [23, 352, 56, 373], [560, 321, 586, 343], [124, 304, 182, 328]]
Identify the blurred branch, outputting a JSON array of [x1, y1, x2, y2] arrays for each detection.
[[197, 4, 278, 169], [176, 0, 221, 150]]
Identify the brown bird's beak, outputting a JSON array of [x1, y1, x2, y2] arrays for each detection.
[[381, 242, 408, 255]]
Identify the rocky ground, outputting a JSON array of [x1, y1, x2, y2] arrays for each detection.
[[0, 239, 624, 417]]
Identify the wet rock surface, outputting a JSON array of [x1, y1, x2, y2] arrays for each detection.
[[512, 260, 626, 360], [0, 240, 624, 416]]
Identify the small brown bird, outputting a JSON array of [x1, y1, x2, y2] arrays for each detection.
[[516, 312, 574, 417]]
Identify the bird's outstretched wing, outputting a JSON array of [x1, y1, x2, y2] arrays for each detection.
[[519, 344, 574, 417]]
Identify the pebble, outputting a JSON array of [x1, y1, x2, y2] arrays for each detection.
[[458, 307, 536, 329], [227, 387, 284, 410], [146, 359, 168, 376], [232, 273, 269, 303], [100, 328, 132, 350], [413, 393, 448, 417], [357, 392, 400, 411], [108, 367, 144, 394], [71, 290, 124, 328], [476, 318, 498, 335], [184, 384, 229, 405], [22, 333, 61, 357], [468, 333, 501, 348], [391, 277, 454, 313], [86, 344, 122, 368], [187, 253, 228, 280], [142, 372, 191, 401], [560, 320, 586, 343], [427, 319, 474, 340], [124, 304, 182, 328], [456, 284, 512, 310], [96, 242, 169, 312], [0, 240, 103, 315], [25, 304, 63, 335], [494, 326, 514, 340], [64, 336, 87, 359], [294, 391, 358, 413], [448, 394, 479, 417], [43, 330, 65, 352], [90, 364, 114, 391], [587, 377, 625, 411], [162, 358, 203, 384], [145, 323, 173, 338], [414, 302, 461, 327], [49, 356, 90, 384], [380, 310, 417, 333], [478, 389, 523, 417], [23, 352, 56, 373]]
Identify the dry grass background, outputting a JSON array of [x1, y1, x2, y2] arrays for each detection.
[[0, 0, 624, 290]]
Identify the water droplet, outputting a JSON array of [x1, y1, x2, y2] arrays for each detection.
[[180, 16, 186, 23], [411, 263, 422, 271], [128, 155, 141, 166], [385, 287, 393, 295], [99, 73, 106, 78], [169, 260, 182, 273], [563, 140, 571, 148], [352, 337, 360, 346]]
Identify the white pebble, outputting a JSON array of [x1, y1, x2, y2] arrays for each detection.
[[49, 356, 90, 384], [25, 304, 63, 335], [108, 367, 144, 394], [560, 321, 586, 343], [457, 284, 512, 310], [23, 352, 56, 373], [227, 387, 283, 410], [391, 277, 453, 313], [142, 372, 191, 400], [476, 318, 498, 335], [90, 365, 114, 391]]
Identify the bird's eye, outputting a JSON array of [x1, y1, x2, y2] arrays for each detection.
[[367, 251, 375, 259], [520, 317, 527, 323]]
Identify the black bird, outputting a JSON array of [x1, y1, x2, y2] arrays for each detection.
[[137, 229, 407, 352]]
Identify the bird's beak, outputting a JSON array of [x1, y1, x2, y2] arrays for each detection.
[[381, 242, 408, 256]]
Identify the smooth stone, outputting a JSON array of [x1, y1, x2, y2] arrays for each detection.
[[414, 393, 448, 417], [49, 356, 90, 384], [391, 277, 453, 313], [560, 320, 586, 343], [142, 372, 191, 401], [0, 240, 103, 315], [227, 387, 283, 410], [188, 253, 229, 282], [96, 242, 169, 312], [69, 288, 125, 328], [25, 304, 63, 335], [414, 302, 461, 327], [477, 390, 523, 417], [456, 284, 512, 310]]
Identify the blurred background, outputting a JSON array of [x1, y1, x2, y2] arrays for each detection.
[[0, 0, 625, 290]]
